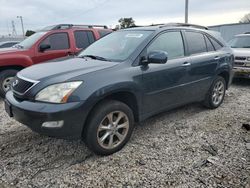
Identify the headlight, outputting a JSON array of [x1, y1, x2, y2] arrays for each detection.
[[247, 57, 250, 61], [35, 81, 82, 103]]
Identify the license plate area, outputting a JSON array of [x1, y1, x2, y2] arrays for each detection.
[[4, 100, 13, 117]]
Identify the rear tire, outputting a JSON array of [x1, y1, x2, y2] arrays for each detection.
[[0, 69, 18, 98], [203, 76, 226, 109], [84, 100, 134, 155]]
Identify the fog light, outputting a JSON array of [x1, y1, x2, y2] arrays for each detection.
[[42, 121, 64, 128]]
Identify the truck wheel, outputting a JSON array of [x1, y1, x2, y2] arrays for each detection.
[[0, 69, 18, 98], [84, 100, 134, 155], [203, 76, 226, 109]]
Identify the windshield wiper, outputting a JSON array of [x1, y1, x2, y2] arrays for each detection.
[[79, 55, 110, 61]]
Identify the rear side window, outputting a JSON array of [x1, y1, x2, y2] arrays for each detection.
[[74, 31, 95, 49], [98, 30, 112, 38], [209, 36, 223, 50], [40, 33, 70, 50], [147, 31, 184, 60], [185, 31, 207, 55], [204, 35, 215, 52]]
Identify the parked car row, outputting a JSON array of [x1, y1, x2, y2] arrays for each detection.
[[4, 23, 234, 155], [0, 24, 112, 97]]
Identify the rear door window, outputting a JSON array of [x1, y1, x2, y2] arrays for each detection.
[[98, 30, 112, 38], [147, 31, 185, 60], [204, 35, 215, 52], [209, 36, 223, 50], [74, 31, 95, 49], [185, 31, 207, 55], [40, 33, 70, 50]]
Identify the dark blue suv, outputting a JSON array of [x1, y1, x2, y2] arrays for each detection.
[[5, 23, 234, 155]]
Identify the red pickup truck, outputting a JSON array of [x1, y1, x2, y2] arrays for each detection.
[[0, 24, 112, 97]]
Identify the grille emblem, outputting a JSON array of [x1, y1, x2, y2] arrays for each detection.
[[12, 79, 19, 87]]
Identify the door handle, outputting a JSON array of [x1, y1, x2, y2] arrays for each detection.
[[182, 62, 191, 66], [214, 56, 220, 60]]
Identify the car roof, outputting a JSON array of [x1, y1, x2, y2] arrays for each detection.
[[124, 23, 209, 31], [123, 23, 226, 46]]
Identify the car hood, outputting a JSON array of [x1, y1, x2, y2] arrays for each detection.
[[232, 48, 250, 57], [18, 57, 119, 81]]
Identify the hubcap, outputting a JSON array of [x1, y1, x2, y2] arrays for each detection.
[[212, 80, 225, 105], [2, 77, 14, 92], [97, 111, 129, 149]]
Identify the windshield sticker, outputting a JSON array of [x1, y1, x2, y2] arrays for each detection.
[[125, 34, 143, 38]]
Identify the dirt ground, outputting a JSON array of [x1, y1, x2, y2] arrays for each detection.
[[0, 79, 249, 188]]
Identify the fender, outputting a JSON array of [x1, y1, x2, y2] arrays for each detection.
[[0, 54, 33, 68], [73, 81, 143, 120]]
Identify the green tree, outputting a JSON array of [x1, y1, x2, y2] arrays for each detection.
[[240, 13, 250, 23], [118, 17, 136, 29], [25, 30, 35, 37]]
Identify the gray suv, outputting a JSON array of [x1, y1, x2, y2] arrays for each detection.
[[5, 23, 234, 155]]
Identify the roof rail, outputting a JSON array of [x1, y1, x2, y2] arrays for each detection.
[[159, 23, 208, 30], [42, 24, 108, 30]]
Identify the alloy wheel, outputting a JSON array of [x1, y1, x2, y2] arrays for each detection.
[[2, 77, 14, 92], [212, 80, 225, 106], [97, 111, 129, 149]]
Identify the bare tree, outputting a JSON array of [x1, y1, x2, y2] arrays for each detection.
[[240, 13, 250, 23]]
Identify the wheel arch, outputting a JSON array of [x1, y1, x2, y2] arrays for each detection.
[[82, 90, 141, 137], [217, 70, 230, 89]]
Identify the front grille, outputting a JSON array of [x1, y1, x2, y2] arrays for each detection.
[[12, 77, 35, 94], [235, 56, 246, 61], [234, 62, 245, 66]]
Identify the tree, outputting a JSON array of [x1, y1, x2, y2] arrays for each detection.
[[240, 13, 250, 23], [118, 17, 135, 29], [25, 30, 35, 37]]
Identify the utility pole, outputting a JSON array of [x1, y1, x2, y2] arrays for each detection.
[[17, 16, 25, 37], [11, 20, 17, 37], [185, 0, 189, 23]]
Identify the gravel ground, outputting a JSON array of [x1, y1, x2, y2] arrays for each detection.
[[0, 79, 250, 188]]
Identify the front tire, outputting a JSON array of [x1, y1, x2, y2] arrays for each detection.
[[84, 100, 134, 155], [203, 76, 226, 109], [0, 69, 18, 98]]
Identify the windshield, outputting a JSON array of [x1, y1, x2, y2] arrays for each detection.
[[78, 30, 153, 61], [229, 36, 250, 48], [14, 32, 47, 49]]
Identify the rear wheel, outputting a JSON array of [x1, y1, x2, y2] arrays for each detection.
[[84, 100, 134, 155], [203, 76, 226, 109], [0, 69, 18, 98]]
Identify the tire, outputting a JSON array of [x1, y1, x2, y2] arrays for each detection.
[[0, 69, 18, 98], [84, 100, 134, 155], [203, 76, 226, 109]]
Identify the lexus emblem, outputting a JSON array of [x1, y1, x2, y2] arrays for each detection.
[[12, 79, 19, 87]]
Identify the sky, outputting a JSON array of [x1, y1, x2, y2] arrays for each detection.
[[0, 0, 249, 36]]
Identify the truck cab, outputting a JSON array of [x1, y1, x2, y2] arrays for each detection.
[[0, 24, 112, 97]]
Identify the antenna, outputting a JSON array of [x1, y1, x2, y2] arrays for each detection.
[[11, 20, 17, 37]]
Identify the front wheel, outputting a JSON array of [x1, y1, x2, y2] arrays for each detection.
[[203, 76, 226, 109], [84, 100, 134, 155], [0, 69, 18, 98]]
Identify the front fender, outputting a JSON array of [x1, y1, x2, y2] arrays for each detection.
[[0, 54, 33, 68]]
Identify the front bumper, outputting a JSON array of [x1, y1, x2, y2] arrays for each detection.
[[233, 67, 250, 78], [4, 91, 90, 139]]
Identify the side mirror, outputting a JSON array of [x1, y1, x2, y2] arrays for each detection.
[[141, 50, 168, 65], [39, 44, 51, 52]]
